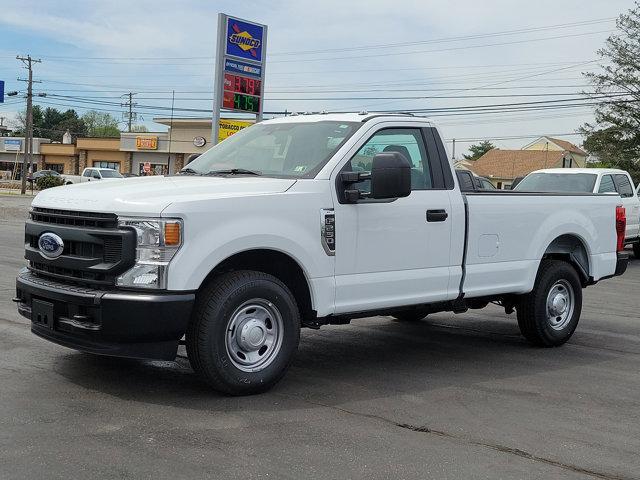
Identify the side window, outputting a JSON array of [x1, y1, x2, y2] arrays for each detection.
[[614, 174, 634, 198], [83, 169, 93, 178], [598, 175, 616, 193], [345, 128, 432, 192]]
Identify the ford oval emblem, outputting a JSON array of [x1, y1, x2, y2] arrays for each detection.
[[38, 232, 64, 259]]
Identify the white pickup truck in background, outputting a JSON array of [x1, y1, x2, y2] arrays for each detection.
[[515, 168, 640, 257], [63, 167, 123, 185], [16, 113, 629, 395]]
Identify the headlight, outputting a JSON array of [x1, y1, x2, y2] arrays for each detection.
[[116, 217, 183, 289]]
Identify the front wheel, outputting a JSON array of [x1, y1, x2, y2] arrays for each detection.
[[516, 260, 582, 347], [186, 270, 301, 395]]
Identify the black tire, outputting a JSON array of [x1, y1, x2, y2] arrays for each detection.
[[392, 310, 429, 322], [633, 242, 640, 259], [516, 260, 582, 347], [186, 270, 301, 395]]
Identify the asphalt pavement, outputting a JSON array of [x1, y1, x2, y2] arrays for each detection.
[[1, 194, 639, 480]]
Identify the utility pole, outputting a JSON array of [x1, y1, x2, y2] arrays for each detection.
[[17, 55, 41, 195], [121, 92, 137, 132]]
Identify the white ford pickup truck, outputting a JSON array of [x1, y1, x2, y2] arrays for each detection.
[[63, 167, 123, 185], [15, 113, 628, 395]]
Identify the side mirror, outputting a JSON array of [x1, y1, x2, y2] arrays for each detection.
[[369, 152, 411, 199], [93, 174, 101, 180]]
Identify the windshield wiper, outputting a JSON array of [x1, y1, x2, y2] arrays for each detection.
[[205, 168, 261, 176], [179, 167, 199, 175]]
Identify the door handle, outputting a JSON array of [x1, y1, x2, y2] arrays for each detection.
[[426, 209, 448, 222]]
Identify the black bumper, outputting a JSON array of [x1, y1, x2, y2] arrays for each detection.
[[15, 269, 195, 360], [615, 252, 629, 277]]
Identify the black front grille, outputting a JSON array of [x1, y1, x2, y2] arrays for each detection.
[[26, 210, 136, 287], [30, 261, 110, 284], [31, 207, 118, 229]]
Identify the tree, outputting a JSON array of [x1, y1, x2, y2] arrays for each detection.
[[15, 106, 87, 141], [581, 1, 640, 183], [82, 110, 121, 137], [130, 124, 148, 133], [463, 140, 496, 160]]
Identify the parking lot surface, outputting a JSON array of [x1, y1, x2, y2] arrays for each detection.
[[1, 194, 639, 480]]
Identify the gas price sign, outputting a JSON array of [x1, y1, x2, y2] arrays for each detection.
[[214, 14, 267, 126], [222, 73, 261, 113]]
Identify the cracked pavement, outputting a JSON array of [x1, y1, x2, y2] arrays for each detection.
[[1, 194, 640, 479]]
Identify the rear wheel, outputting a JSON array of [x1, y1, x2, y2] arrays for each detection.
[[186, 270, 301, 395], [516, 260, 582, 346], [391, 310, 429, 322]]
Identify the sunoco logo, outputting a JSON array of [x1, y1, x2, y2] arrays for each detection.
[[229, 23, 260, 58]]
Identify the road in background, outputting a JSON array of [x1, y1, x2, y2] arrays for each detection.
[[1, 195, 639, 479]]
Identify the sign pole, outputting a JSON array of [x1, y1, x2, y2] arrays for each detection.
[[257, 24, 267, 122], [212, 13, 226, 146]]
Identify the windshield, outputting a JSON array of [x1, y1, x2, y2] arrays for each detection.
[[514, 173, 597, 193], [100, 170, 123, 178], [184, 121, 360, 178]]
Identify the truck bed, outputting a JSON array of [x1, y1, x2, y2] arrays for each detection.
[[457, 191, 620, 299]]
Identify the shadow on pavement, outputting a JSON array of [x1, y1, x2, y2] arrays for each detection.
[[50, 311, 617, 411]]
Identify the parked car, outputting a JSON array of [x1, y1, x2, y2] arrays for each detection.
[[31, 170, 61, 180], [16, 114, 628, 395], [456, 169, 495, 192], [63, 167, 123, 185], [511, 176, 525, 189], [515, 168, 640, 257]]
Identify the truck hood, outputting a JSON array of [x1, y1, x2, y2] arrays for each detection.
[[32, 175, 297, 216]]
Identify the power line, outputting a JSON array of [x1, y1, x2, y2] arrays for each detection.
[[32, 17, 614, 62]]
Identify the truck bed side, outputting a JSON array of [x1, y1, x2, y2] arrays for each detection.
[[461, 192, 619, 298]]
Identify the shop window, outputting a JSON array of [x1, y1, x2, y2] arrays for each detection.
[[93, 161, 120, 171], [139, 163, 169, 176], [45, 164, 64, 173]]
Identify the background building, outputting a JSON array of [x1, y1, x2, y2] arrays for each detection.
[[120, 132, 177, 175], [0, 137, 50, 179], [522, 136, 587, 167], [12, 118, 254, 177], [468, 137, 587, 189]]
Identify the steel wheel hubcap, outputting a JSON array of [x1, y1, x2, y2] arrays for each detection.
[[226, 299, 284, 372], [546, 280, 574, 330]]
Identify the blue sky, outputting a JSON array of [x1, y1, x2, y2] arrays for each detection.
[[0, 0, 636, 155]]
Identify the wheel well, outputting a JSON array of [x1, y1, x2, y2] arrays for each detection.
[[202, 249, 315, 323], [542, 234, 590, 285]]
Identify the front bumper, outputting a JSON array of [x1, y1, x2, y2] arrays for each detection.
[[15, 269, 195, 360]]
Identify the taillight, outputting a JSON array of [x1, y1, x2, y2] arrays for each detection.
[[616, 205, 626, 252]]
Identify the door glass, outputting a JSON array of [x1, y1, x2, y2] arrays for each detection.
[[614, 174, 633, 198], [598, 175, 616, 193], [83, 169, 93, 178], [345, 128, 432, 192]]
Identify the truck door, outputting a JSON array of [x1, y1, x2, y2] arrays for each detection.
[[332, 126, 454, 314]]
